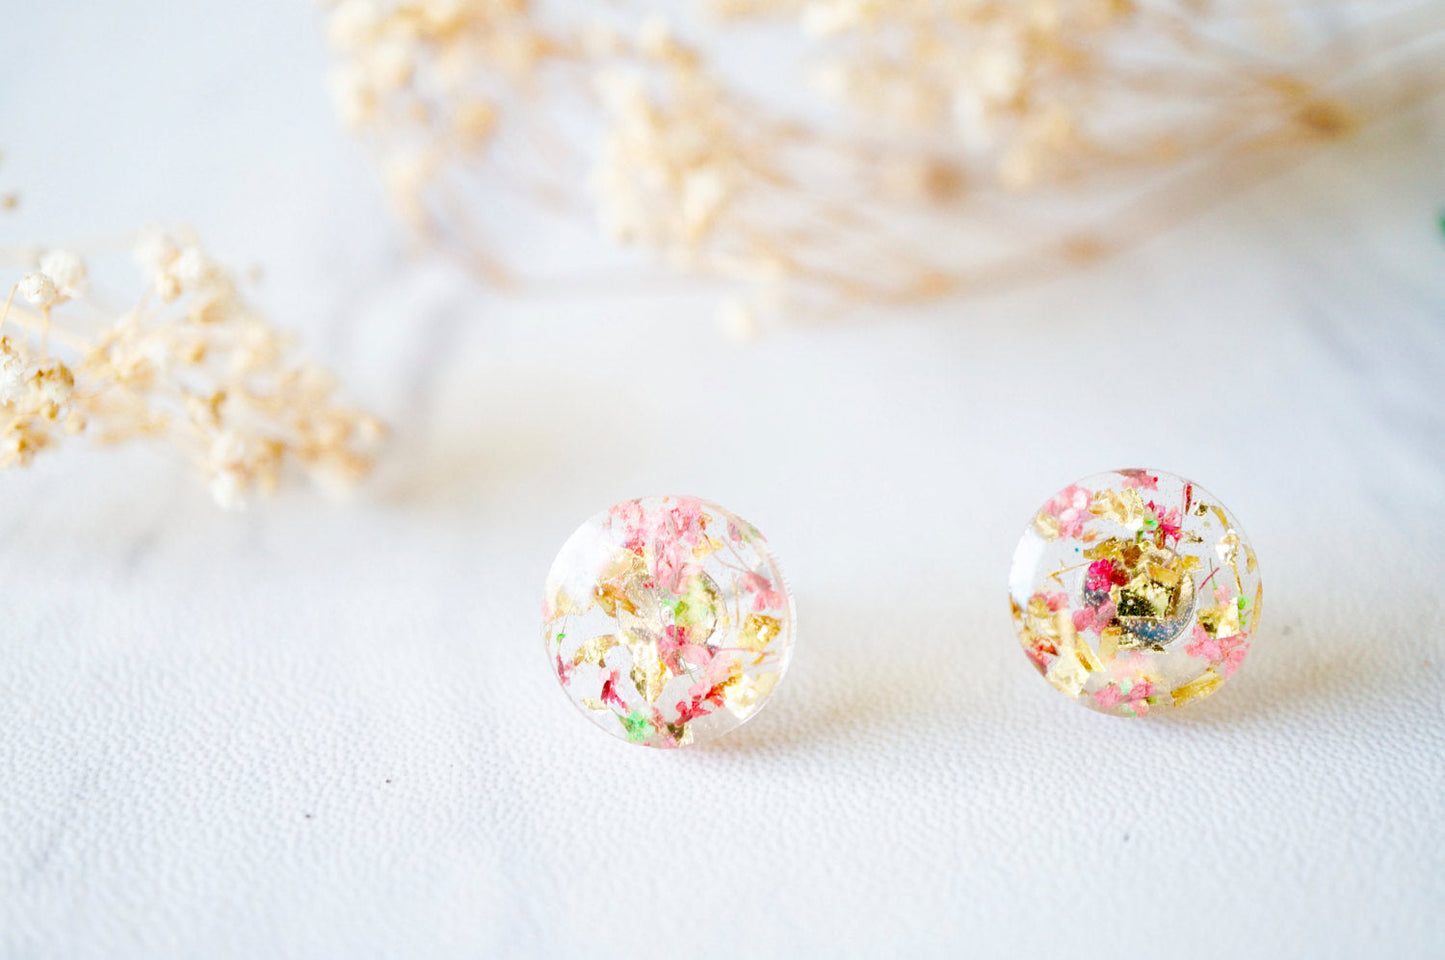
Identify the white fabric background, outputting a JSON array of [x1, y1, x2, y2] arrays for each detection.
[[2, 2, 1443, 957]]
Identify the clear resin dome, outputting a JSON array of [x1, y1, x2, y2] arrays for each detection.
[[1009, 469, 1262, 716], [542, 496, 794, 747]]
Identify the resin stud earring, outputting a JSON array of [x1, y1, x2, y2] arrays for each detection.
[[1009, 469, 1262, 716], [542, 495, 795, 747]]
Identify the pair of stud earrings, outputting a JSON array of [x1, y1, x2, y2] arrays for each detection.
[[541, 468, 1262, 748]]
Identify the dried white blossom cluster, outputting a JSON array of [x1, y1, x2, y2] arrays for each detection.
[[324, 0, 562, 229], [321, 0, 1443, 324], [772, 0, 1382, 190], [588, 19, 862, 308], [3, 228, 383, 508], [786, 0, 1147, 189]]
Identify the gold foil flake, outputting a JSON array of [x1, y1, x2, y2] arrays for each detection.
[[1046, 652, 1089, 697], [1245, 545, 1258, 574], [1170, 670, 1223, 707], [1147, 562, 1181, 588], [724, 671, 778, 718], [1216, 528, 1246, 593], [1084, 537, 1140, 566], [615, 608, 658, 652], [692, 536, 725, 560], [1249, 581, 1264, 635], [630, 641, 671, 703], [1033, 510, 1061, 540], [1072, 635, 1103, 674], [1047, 561, 1090, 586], [594, 579, 637, 618], [1197, 600, 1240, 639], [573, 633, 620, 667], [738, 613, 782, 653], [1027, 595, 1061, 633], [1091, 487, 1150, 529], [1118, 575, 1172, 620], [1215, 530, 1241, 565], [664, 722, 695, 747], [580, 698, 609, 711], [1098, 627, 1121, 663], [1055, 612, 1102, 674], [594, 553, 651, 616]]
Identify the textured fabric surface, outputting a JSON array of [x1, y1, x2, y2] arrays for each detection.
[[2, 3, 1443, 957]]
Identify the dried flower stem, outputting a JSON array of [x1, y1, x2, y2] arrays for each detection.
[[323, 0, 1445, 327]]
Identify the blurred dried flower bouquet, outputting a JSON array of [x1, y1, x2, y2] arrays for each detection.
[[324, 0, 1445, 329], [2, 228, 382, 508]]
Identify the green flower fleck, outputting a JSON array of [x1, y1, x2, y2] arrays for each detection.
[[673, 575, 718, 629], [621, 710, 654, 743]]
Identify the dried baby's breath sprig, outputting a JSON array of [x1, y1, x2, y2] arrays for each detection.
[[322, 0, 572, 273], [590, 19, 918, 307], [1, 227, 384, 508], [324, 1, 1445, 326]]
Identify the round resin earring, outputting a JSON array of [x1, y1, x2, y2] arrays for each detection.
[[542, 495, 795, 748], [1009, 469, 1262, 716]]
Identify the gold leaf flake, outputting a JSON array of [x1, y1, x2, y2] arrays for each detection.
[[1091, 488, 1149, 528], [1216, 528, 1246, 594], [573, 633, 620, 667], [1046, 654, 1088, 697], [1215, 530, 1241, 565], [692, 536, 724, 559], [594, 580, 637, 617], [580, 698, 609, 711], [1047, 561, 1090, 586], [1171, 670, 1223, 707], [1148, 562, 1181, 587], [1073, 635, 1103, 674], [629, 640, 671, 703], [1055, 610, 1102, 674], [738, 613, 782, 653], [724, 671, 777, 718], [1249, 581, 1264, 635], [1098, 627, 1120, 663], [1033, 510, 1061, 540]]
